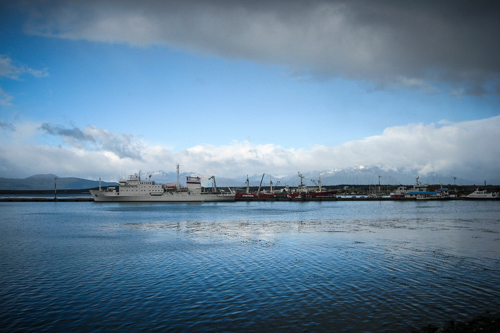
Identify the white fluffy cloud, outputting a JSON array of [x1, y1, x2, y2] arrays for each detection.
[[1, 116, 499, 182]]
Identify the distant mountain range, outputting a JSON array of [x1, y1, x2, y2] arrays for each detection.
[[0, 166, 486, 191], [0, 174, 117, 191], [241, 166, 479, 188]]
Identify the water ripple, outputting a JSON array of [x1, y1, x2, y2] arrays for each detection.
[[1, 201, 500, 332]]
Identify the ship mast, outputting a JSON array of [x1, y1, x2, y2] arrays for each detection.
[[298, 172, 308, 193], [176, 164, 180, 190], [298, 172, 304, 187]]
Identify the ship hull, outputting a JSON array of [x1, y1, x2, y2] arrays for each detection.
[[90, 190, 235, 202]]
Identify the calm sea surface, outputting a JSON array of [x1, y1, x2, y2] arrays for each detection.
[[1, 200, 499, 332]]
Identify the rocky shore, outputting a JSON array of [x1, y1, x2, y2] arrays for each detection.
[[413, 312, 500, 332]]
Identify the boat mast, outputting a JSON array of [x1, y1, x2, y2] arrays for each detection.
[[246, 175, 250, 194], [298, 172, 304, 187], [176, 164, 180, 190], [378, 175, 382, 195], [298, 172, 307, 193]]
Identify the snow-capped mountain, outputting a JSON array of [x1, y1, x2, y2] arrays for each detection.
[[1, 165, 486, 191]]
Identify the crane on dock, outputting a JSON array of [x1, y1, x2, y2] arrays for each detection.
[[311, 176, 322, 192], [208, 175, 217, 193], [270, 177, 280, 193], [257, 173, 265, 195]]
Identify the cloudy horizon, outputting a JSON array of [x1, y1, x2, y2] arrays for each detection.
[[1, 1, 499, 184], [1, 115, 499, 184]]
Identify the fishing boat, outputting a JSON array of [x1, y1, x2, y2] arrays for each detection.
[[415, 188, 450, 200], [405, 176, 429, 198], [235, 175, 260, 199], [90, 165, 235, 202], [287, 173, 336, 199]]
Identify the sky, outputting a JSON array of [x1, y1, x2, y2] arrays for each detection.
[[1, 0, 499, 183]]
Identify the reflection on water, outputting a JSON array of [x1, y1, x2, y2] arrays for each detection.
[[0, 200, 499, 332]]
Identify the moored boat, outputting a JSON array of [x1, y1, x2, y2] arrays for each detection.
[[390, 186, 407, 198], [287, 173, 336, 199], [415, 188, 450, 200], [463, 188, 499, 200], [90, 165, 235, 202], [405, 176, 429, 198]]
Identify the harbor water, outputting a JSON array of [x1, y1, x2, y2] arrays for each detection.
[[1, 200, 499, 332]]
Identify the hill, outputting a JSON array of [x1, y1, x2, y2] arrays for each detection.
[[0, 175, 117, 191]]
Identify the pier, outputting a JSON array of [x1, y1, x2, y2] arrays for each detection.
[[0, 196, 469, 202], [0, 184, 497, 202]]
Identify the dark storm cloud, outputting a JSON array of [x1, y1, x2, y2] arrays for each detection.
[[20, 0, 500, 95], [40, 123, 143, 160], [40, 123, 94, 142]]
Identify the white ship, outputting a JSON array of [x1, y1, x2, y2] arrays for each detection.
[[390, 186, 407, 198], [90, 165, 235, 202], [463, 188, 498, 200]]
